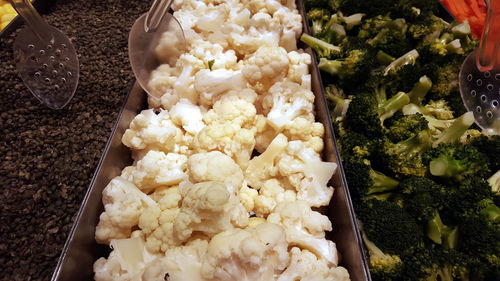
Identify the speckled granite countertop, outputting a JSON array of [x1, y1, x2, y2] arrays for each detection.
[[0, 1, 150, 279]]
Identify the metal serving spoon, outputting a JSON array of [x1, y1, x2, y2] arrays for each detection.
[[128, 0, 186, 100], [10, 0, 79, 109], [458, 0, 500, 135]]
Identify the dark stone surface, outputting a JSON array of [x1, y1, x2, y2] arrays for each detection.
[[0, 1, 149, 280]]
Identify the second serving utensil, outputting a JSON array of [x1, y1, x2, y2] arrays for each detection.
[[10, 0, 79, 109]]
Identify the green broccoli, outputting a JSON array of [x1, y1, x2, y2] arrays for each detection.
[[489, 170, 500, 194], [399, 176, 446, 222], [356, 199, 424, 255], [318, 48, 376, 82], [324, 84, 351, 121], [469, 134, 500, 172], [345, 87, 410, 138], [300, 33, 341, 58], [383, 49, 420, 76], [408, 14, 449, 41], [362, 231, 404, 280], [306, 8, 331, 36], [426, 211, 458, 248], [423, 143, 491, 182], [385, 112, 429, 142], [342, 156, 399, 203]]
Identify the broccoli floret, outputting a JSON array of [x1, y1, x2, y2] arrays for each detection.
[[400, 176, 446, 222], [377, 130, 434, 177], [408, 14, 449, 41], [423, 143, 491, 182], [362, 231, 404, 280], [459, 199, 500, 277], [343, 156, 399, 203], [346, 89, 410, 138], [324, 84, 351, 121], [306, 8, 331, 36], [469, 135, 500, 172], [300, 33, 341, 58], [385, 112, 428, 142], [318, 48, 377, 83], [428, 61, 460, 99], [356, 199, 424, 255]]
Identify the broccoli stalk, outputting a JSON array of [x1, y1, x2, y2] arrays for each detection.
[[488, 169, 500, 194], [428, 144, 490, 180], [432, 111, 475, 148], [300, 33, 341, 58], [324, 85, 351, 121], [407, 75, 432, 105], [378, 91, 411, 124], [361, 231, 404, 280], [376, 50, 396, 65], [426, 211, 458, 248], [384, 49, 419, 75]]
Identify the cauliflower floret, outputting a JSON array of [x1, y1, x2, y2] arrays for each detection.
[[147, 64, 180, 103], [245, 133, 288, 190], [187, 151, 244, 191], [262, 81, 315, 131], [200, 222, 289, 281], [278, 140, 336, 207], [203, 94, 257, 129], [287, 51, 312, 89], [254, 178, 296, 217], [174, 181, 249, 242], [277, 247, 351, 281], [95, 177, 157, 244], [190, 40, 240, 71], [254, 114, 279, 153], [155, 30, 186, 66], [229, 12, 281, 55], [121, 150, 188, 193], [242, 46, 289, 93], [121, 109, 184, 156], [94, 236, 157, 281], [169, 99, 205, 135], [194, 69, 247, 107], [283, 117, 325, 153], [139, 187, 183, 253], [142, 239, 209, 281], [273, 7, 303, 51], [268, 200, 339, 266], [195, 5, 228, 33], [194, 122, 256, 169], [239, 184, 258, 212]]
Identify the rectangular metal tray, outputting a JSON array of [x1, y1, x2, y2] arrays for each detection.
[[51, 2, 370, 280], [0, 0, 54, 38]]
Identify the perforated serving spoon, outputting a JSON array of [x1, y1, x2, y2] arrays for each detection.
[[10, 0, 79, 109], [128, 0, 186, 101], [458, 0, 500, 135]]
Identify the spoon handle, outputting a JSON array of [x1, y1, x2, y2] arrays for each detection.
[[9, 0, 52, 42], [144, 0, 174, 33], [476, 0, 500, 72]]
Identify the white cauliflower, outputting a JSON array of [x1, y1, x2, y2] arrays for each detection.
[[174, 181, 249, 242], [242, 46, 289, 93], [254, 178, 296, 217], [121, 150, 188, 193], [245, 133, 288, 190], [278, 140, 336, 207], [141, 239, 209, 281], [200, 222, 289, 281], [277, 247, 351, 281], [94, 235, 157, 281], [203, 93, 257, 129], [194, 69, 247, 107], [239, 184, 258, 212], [187, 151, 244, 191], [273, 7, 303, 51], [229, 12, 281, 55], [194, 122, 256, 169], [283, 117, 325, 153], [95, 177, 157, 244], [169, 98, 205, 135], [287, 51, 312, 89], [195, 5, 228, 33], [268, 200, 339, 266], [147, 64, 180, 103], [155, 30, 186, 66], [262, 81, 315, 131], [121, 109, 183, 156], [254, 114, 279, 153], [138, 187, 183, 253]]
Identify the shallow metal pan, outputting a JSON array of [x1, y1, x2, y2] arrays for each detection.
[[51, 1, 370, 280]]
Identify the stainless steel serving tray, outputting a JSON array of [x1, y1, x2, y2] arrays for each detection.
[[51, 1, 370, 280]]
